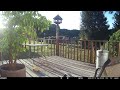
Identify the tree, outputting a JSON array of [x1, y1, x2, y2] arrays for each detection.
[[49, 24, 56, 31], [37, 28, 80, 39], [0, 11, 51, 71], [79, 30, 88, 40], [113, 11, 120, 32], [80, 11, 109, 40], [108, 29, 120, 56], [2, 11, 51, 41]]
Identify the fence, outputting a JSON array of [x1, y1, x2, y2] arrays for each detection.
[[37, 39, 120, 64], [1, 38, 120, 64]]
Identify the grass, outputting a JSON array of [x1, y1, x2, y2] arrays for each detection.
[[2, 40, 96, 64], [26, 40, 96, 63]]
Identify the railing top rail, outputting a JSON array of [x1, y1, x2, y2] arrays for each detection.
[[78, 40, 108, 42], [37, 38, 120, 43], [38, 38, 56, 40]]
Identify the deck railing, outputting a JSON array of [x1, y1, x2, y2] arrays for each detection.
[[1, 38, 120, 64], [36, 39, 120, 64]]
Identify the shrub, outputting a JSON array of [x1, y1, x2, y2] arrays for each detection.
[[108, 29, 120, 57]]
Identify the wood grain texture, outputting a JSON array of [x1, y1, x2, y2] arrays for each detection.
[[0, 56, 96, 77]]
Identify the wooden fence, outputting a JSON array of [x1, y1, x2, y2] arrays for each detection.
[[38, 39, 120, 64], [1, 38, 120, 64]]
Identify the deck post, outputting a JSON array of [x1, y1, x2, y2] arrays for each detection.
[[56, 24, 59, 56], [53, 15, 62, 56]]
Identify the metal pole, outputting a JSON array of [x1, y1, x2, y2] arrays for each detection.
[[56, 24, 59, 56]]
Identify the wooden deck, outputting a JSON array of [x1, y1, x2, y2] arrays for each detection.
[[0, 56, 96, 77]]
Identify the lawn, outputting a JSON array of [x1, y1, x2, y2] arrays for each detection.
[[24, 40, 96, 64]]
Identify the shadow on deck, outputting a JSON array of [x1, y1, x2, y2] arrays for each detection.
[[0, 56, 96, 77]]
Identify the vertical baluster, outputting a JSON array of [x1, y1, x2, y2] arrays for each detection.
[[80, 40, 82, 61], [73, 41, 75, 60], [48, 39, 50, 56], [68, 41, 70, 58], [53, 40, 55, 56], [40, 39, 42, 56], [37, 38, 39, 54], [94, 41, 97, 63], [103, 41, 105, 49], [29, 37, 31, 58], [71, 40, 72, 59], [43, 38, 45, 56], [59, 40, 61, 57], [50, 39, 52, 56], [65, 40, 67, 58], [87, 40, 90, 63], [33, 37, 35, 58], [84, 40, 86, 62], [45, 39, 47, 56], [63, 39, 64, 57], [77, 41, 79, 61], [93, 41, 95, 64], [90, 41, 93, 64]]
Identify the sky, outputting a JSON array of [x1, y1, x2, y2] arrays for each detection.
[[0, 11, 115, 30], [105, 12, 115, 29], [39, 11, 81, 30]]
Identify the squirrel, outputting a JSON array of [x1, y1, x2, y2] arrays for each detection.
[[32, 65, 40, 72]]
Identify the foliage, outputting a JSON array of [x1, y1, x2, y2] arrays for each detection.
[[0, 27, 27, 60], [108, 29, 120, 56], [80, 11, 109, 40], [37, 24, 80, 38], [113, 11, 120, 32], [0, 11, 51, 68], [79, 30, 88, 40], [2, 11, 51, 40], [104, 11, 120, 33]]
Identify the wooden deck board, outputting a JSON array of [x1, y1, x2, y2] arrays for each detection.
[[33, 56, 95, 70], [48, 56, 95, 69], [26, 72, 32, 77], [32, 57, 95, 77], [17, 60, 39, 77], [0, 56, 96, 77], [19, 59, 56, 77], [46, 57, 95, 71], [32, 58, 82, 77], [25, 59, 65, 77]]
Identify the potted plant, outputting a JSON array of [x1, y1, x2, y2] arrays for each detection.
[[0, 27, 27, 77], [0, 11, 51, 77], [0, 11, 31, 77]]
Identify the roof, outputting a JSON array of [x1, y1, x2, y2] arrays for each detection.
[[53, 15, 63, 20]]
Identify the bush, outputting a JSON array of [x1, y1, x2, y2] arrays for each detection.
[[108, 29, 120, 57]]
